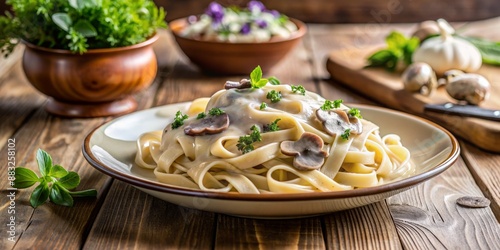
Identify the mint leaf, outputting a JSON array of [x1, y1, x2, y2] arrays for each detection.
[[13, 167, 39, 189], [49, 165, 68, 178], [36, 149, 53, 177], [50, 184, 74, 207], [73, 20, 97, 38], [255, 79, 268, 88], [52, 13, 72, 32], [58, 172, 80, 190], [30, 182, 50, 208]]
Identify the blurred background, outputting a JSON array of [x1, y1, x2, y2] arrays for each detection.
[[1, 0, 500, 23]]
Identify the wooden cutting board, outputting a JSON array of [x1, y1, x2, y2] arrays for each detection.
[[326, 20, 500, 153]]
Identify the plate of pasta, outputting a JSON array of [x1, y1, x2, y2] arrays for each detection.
[[83, 82, 459, 218]]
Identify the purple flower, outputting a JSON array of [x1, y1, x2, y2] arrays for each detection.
[[248, 1, 266, 12], [205, 2, 224, 24], [240, 23, 251, 35], [265, 9, 280, 18], [255, 19, 267, 29]]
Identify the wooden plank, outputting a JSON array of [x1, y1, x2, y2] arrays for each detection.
[[323, 202, 402, 250], [83, 181, 216, 249], [460, 141, 500, 222], [156, 0, 500, 23], [0, 59, 45, 145], [215, 215, 324, 249], [388, 157, 500, 249]]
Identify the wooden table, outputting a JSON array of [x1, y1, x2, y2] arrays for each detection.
[[1, 23, 499, 249]]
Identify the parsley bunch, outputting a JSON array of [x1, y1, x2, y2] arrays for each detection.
[[14, 149, 97, 208], [0, 0, 166, 56], [321, 99, 343, 110]]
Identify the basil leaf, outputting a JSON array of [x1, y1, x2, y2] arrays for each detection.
[[367, 49, 395, 66], [386, 31, 407, 50], [50, 184, 74, 207], [52, 13, 72, 32], [13, 167, 39, 189], [30, 182, 50, 208], [255, 79, 268, 88], [36, 149, 53, 177], [49, 164, 68, 178], [73, 20, 97, 38], [68, 189, 98, 198], [250, 65, 263, 87], [58, 172, 80, 190]]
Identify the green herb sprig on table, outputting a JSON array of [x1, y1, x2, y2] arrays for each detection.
[[0, 0, 166, 56], [366, 31, 420, 71], [14, 149, 97, 208]]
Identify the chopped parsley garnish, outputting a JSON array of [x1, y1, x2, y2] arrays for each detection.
[[260, 102, 267, 110], [341, 129, 351, 140], [266, 90, 282, 103], [320, 99, 343, 110], [348, 108, 362, 118], [208, 107, 225, 116], [196, 112, 206, 119], [268, 76, 281, 85], [291, 85, 306, 95], [237, 125, 262, 154], [171, 111, 189, 129], [263, 118, 281, 132]]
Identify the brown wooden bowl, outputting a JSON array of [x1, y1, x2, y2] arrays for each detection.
[[170, 17, 307, 75], [22, 34, 159, 118]]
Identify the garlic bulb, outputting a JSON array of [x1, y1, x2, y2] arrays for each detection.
[[412, 19, 482, 75]]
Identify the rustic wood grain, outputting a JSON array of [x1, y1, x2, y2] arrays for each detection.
[[388, 157, 500, 249], [156, 0, 500, 23], [460, 141, 500, 222], [323, 202, 402, 250], [83, 181, 216, 249], [215, 215, 325, 249]]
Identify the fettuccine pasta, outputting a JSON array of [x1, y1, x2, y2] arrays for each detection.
[[135, 83, 414, 193]]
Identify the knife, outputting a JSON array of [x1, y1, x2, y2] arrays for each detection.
[[424, 103, 500, 122]]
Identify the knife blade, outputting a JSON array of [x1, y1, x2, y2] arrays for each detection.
[[424, 103, 500, 122]]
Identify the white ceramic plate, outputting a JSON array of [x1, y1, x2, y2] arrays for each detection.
[[83, 103, 459, 218]]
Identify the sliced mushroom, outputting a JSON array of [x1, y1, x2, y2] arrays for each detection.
[[280, 132, 329, 171], [184, 113, 230, 136], [445, 73, 490, 105], [316, 109, 363, 136], [402, 62, 437, 96], [224, 79, 252, 89], [438, 69, 464, 87]]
